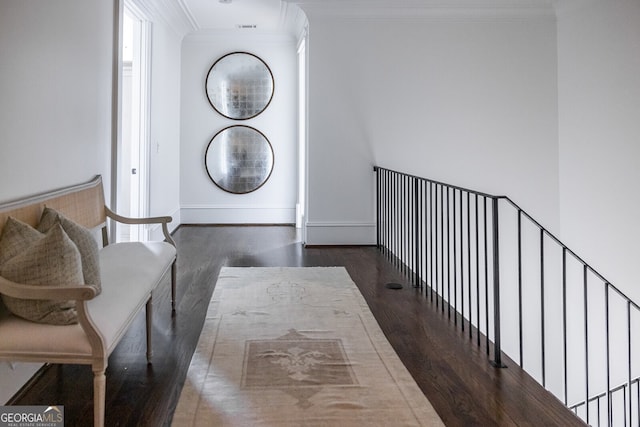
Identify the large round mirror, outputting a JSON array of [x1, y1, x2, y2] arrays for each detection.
[[205, 52, 274, 120], [205, 126, 274, 194]]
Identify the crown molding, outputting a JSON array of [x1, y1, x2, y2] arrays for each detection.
[[285, 0, 556, 22], [132, 0, 196, 37], [282, 3, 309, 43]]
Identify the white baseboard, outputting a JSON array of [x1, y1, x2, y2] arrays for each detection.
[[304, 221, 376, 245], [180, 205, 296, 224]]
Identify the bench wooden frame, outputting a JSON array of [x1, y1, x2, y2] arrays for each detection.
[[0, 176, 177, 426]]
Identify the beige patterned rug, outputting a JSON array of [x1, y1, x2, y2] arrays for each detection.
[[172, 267, 444, 426]]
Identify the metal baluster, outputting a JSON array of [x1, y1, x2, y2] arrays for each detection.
[[380, 169, 384, 253], [628, 301, 633, 427], [606, 284, 612, 427], [392, 172, 396, 264], [598, 398, 601, 427], [563, 248, 568, 406], [484, 197, 489, 355], [460, 190, 464, 330], [541, 229, 546, 386], [460, 190, 464, 329], [395, 172, 399, 267], [406, 175, 410, 274], [389, 171, 393, 260], [430, 182, 435, 302], [518, 211, 523, 368], [490, 197, 505, 368], [408, 175, 411, 276], [447, 187, 451, 318], [386, 170, 390, 257], [476, 193, 480, 346], [453, 189, 458, 325], [440, 184, 444, 311], [375, 169, 379, 249], [584, 264, 590, 424], [418, 179, 421, 286], [385, 170, 389, 255], [401, 174, 405, 271], [383, 169, 386, 253], [413, 179, 422, 287], [467, 191, 472, 339]]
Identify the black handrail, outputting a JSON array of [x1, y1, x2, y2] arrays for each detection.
[[374, 165, 640, 426]]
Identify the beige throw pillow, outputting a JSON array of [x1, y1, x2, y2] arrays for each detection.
[[0, 217, 44, 267], [1, 223, 83, 325], [38, 207, 102, 294]]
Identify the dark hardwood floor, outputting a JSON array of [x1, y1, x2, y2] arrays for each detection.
[[10, 225, 585, 426]]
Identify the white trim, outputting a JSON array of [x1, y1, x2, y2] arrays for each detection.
[[110, 0, 124, 242], [181, 205, 296, 224], [304, 221, 376, 245], [175, 0, 200, 32], [290, 0, 555, 22], [133, 0, 196, 36], [138, 17, 152, 240]]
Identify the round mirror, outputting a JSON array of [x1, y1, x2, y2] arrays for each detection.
[[205, 126, 274, 194], [205, 52, 274, 120]]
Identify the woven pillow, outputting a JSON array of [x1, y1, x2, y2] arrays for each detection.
[[0, 217, 44, 267], [1, 223, 83, 325], [38, 207, 102, 294]]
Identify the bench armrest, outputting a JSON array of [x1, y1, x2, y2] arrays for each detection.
[[0, 276, 105, 355], [0, 276, 98, 301], [105, 206, 175, 246]]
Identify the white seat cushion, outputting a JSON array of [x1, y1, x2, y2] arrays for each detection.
[[0, 241, 176, 359], [92, 242, 176, 353]]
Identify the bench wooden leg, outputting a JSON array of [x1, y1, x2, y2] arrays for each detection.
[[93, 368, 106, 427], [146, 296, 153, 364], [171, 261, 177, 312]]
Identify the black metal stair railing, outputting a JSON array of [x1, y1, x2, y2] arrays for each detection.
[[374, 166, 639, 427]]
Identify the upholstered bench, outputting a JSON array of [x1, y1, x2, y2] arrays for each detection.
[[0, 176, 177, 427]]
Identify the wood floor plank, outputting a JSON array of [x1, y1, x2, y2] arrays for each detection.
[[9, 225, 585, 426]]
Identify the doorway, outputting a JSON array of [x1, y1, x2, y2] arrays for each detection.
[[117, 3, 151, 242], [297, 32, 308, 242]]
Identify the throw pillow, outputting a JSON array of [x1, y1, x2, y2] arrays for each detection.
[[1, 223, 83, 325], [38, 207, 102, 294], [0, 217, 44, 267]]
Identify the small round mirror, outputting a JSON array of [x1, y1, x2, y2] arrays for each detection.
[[205, 52, 274, 120], [205, 126, 274, 194]]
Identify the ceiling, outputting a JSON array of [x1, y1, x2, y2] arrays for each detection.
[[178, 0, 293, 33], [173, 0, 559, 37]]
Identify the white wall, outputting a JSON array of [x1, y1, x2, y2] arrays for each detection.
[[302, 8, 559, 245], [0, 0, 114, 403], [145, 8, 183, 237], [180, 33, 298, 224], [0, 1, 113, 202], [557, 0, 640, 302]]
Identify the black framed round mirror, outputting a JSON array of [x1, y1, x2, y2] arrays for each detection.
[[205, 52, 274, 120], [205, 125, 274, 194]]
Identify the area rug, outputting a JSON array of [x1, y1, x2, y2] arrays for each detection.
[[172, 267, 444, 426]]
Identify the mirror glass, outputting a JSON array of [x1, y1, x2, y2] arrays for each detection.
[[205, 126, 274, 194], [205, 52, 274, 120]]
